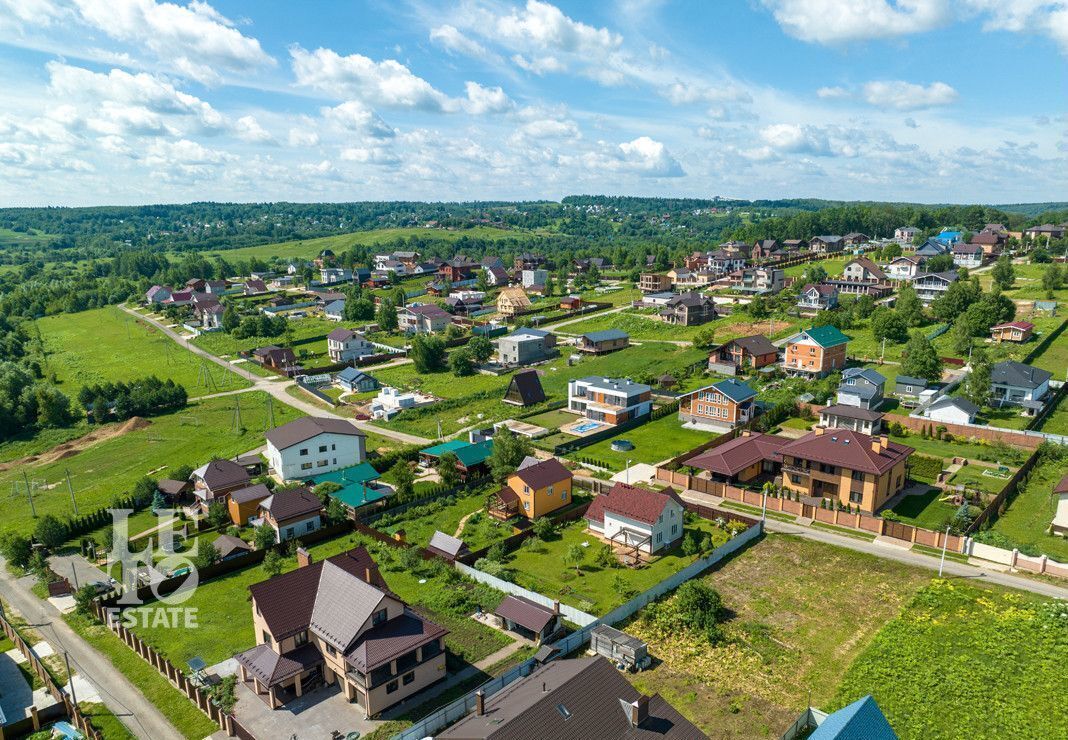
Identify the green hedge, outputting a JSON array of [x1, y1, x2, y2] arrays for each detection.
[[909, 454, 944, 483]]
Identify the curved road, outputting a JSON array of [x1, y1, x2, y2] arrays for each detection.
[[121, 305, 430, 445]]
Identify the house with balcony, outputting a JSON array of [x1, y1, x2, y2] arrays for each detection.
[[639, 272, 672, 293], [684, 431, 787, 484], [398, 304, 451, 334], [829, 258, 892, 297], [659, 292, 717, 326], [912, 270, 958, 303], [810, 235, 845, 254], [783, 326, 850, 378], [584, 483, 685, 555], [567, 376, 652, 426], [885, 255, 921, 281], [708, 334, 779, 374], [265, 416, 366, 480], [894, 226, 918, 242], [678, 378, 758, 432], [990, 361, 1052, 415], [238, 547, 447, 717], [818, 405, 884, 436], [951, 243, 984, 268], [733, 266, 785, 294], [327, 328, 376, 363], [797, 283, 839, 311], [779, 429, 913, 513], [487, 456, 573, 520]]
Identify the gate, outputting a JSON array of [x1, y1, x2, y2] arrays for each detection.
[[884, 520, 913, 542]]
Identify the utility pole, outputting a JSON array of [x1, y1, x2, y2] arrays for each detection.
[[65, 468, 79, 516], [232, 395, 242, 433], [70, 563, 79, 589], [22, 472, 36, 517], [63, 652, 77, 706]]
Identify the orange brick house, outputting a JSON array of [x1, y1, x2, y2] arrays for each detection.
[[990, 321, 1034, 343], [488, 456, 573, 520], [783, 326, 850, 378], [678, 378, 758, 431]]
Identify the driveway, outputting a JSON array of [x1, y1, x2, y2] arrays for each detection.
[[230, 679, 383, 740], [0, 648, 37, 723]]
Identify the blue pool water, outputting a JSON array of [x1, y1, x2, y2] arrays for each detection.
[[572, 421, 603, 433]]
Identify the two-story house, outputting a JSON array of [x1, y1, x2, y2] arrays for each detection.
[[320, 267, 352, 285], [240, 547, 447, 716], [659, 292, 717, 326], [257, 487, 324, 542], [837, 367, 886, 410], [708, 334, 779, 373], [145, 285, 171, 304], [190, 458, 251, 513], [734, 267, 785, 294], [834, 257, 890, 295], [253, 345, 299, 374], [818, 405, 884, 436], [951, 243, 984, 268], [327, 328, 376, 363], [265, 416, 366, 480], [912, 270, 958, 304], [783, 326, 850, 378], [494, 328, 557, 366], [520, 269, 548, 289], [894, 226, 918, 242], [639, 273, 673, 293], [797, 283, 839, 311], [779, 428, 913, 513], [397, 304, 451, 334], [494, 286, 532, 317], [678, 378, 758, 431], [990, 361, 1052, 415], [809, 235, 845, 254], [915, 239, 950, 259], [584, 483, 685, 555], [885, 255, 921, 281], [323, 299, 346, 321], [750, 239, 779, 261], [567, 377, 652, 426], [488, 456, 573, 520]]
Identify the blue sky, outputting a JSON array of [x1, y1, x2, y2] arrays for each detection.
[[0, 0, 1065, 206]]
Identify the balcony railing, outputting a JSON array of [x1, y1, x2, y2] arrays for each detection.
[[783, 464, 810, 476]]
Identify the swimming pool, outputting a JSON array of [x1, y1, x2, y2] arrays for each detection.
[[572, 420, 604, 433]]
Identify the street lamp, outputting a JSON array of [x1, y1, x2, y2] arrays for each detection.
[[938, 525, 952, 577]]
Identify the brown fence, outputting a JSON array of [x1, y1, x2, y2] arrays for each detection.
[[966, 447, 1044, 534], [0, 609, 103, 740], [883, 413, 1046, 449]]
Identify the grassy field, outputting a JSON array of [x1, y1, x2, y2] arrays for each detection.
[[1028, 318, 1068, 376], [127, 531, 512, 670], [947, 461, 1013, 495], [558, 309, 801, 345], [989, 454, 1068, 561], [192, 315, 342, 367], [782, 256, 850, 279], [0, 392, 304, 536], [626, 533, 929, 738], [1035, 389, 1068, 435], [888, 487, 955, 529], [505, 518, 732, 615], [833, 580, 1066, 740], [565, 414, 712, 470], [199, 226, 530, 261], [38, 306, 250, 395], [978, 261, 1068, 302], [0, 226, 54, 247], [519, 408, 575, 430], [0, 420, 91, 464], [63, 611, 220, 739]]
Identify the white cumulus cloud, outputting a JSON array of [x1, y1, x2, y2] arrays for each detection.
[[760, 0, 951, 44], [862, 80, 958, 110]]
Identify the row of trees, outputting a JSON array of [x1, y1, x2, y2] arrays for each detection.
[[76, 377, 187, 422]]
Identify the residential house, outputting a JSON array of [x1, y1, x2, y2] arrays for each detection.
[[212, 534, 252, 561], [163, 290, 194, 307], [793, 695, 897, 740], [559, 295, 583, 311], [708, 334, 779, 374], [265, 416, 367, 480], [951, 243, 984, 268], [991, 321, 1034, 343], [444, 295, 482, 315], [706, 250, 747, 275], [634, 291, 676, 308], [437, 656, 703, 740], [335, 367, 380, 393], [567, 376, 652, 425], [488, 456, 573, 520], [885, 256, 921, 281], [574, 257, 609, 272], [513, 253, 545, 271], [253, 345, 299, 374], [810, 235, 845, 254], [1024, 224, 1066, 242], [502, 370, 546, 407], [784, 326, 850, 378], [492, 595, 563, 644], [494, 286, 531, 317], [894, 226, 918, 242], [327, 328, 375, 363], [398, 304, 451, 334], [782, 238, 808, 252], [314, 249, 336, 268], [243, 279, 268, 296], [186, 278, 206, 292], [480, 255, 504, 271], [205, 280, 228, 295], [324, 299, 346, 321], [190, 459, 251, 512], [257, 487, 324, 542], [576, 329, 630, 354], [829, 257, 891, 297], [585, 483, 685, 554], [494, 328, 556, 366], [779, 428, 913, 513], [842, 232, 870, 245], [156, 478, 190, 502], [797, 283, 839, 311], [679, 378, 758, 431], [733, 266, 785, 294], [915, 239, 950, 258], [639, 273, 673, 293], [685, 431, 787, 484], [912, 270, 958, 304], [819, 405, 884, 436], [439, 258, 478, 282], [970, 231, 1004, 256], [893, 375, 929, 403], [320, 267, 352, 285], [837, 367, 885, 410], [750, 239, 779, 261], [659, 292, 717, 326], [239, 546, 447, 716], [922, 396, 978, 425], [520, 269, 548, 289], [990, 361, 1051, 414], [419, 439, 494, 480], [227, 484, 272, 526], [484, 265, 510, 287], [145, 285, 171, 304], [934, 230, 962, 245], [194, 301, 225, 330]]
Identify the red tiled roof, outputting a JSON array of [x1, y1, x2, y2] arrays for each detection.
[[1055, 476, 1068, 495], [780, 430, 912, 475], [686, 433, 788, 476], [992, 321, 1034, 331], [585, 483, 682, 526]]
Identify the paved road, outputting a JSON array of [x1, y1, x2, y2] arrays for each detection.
[[121, 305, 431, 446], [680, 491, 1068, 600], [0, 559, 182, 740]]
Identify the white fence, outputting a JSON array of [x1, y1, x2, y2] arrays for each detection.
[[454, 562, 598, 626], [961, 537, 1068, 575]]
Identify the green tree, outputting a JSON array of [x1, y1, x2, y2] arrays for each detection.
[[253, 524, 276, 550], [326, 496, 347, 523], [345, 297, 375, 321], [926, 253, 955, 273], [747, 295, 770, 320], [221, 306, 240, 333], [467, 335, 494, 364], [991, 254, 1015, 290], [564, 542, 585, 574], [531, 516, 555, 540], [34, 384, 74, 428], [476, 269, 490, 292], [437, 451, 461, 488], [871, 309, 908, 344], [901, 330, 943, 382], [449, 348, 474, 376], [595, 543, 616, 568], [411, 334, 447, 373], [0, 533, 33, 569], [931, 279, 980, 322], [390, 460, 415, 499], [392, 287, 407, 307], [963, 347, 992, 408], [489, 426, 532, 480], [949, 316, 974, 356], [207, 501, 229, 529], [73, 584, 98, 614], [852, 294, 876, 320], [262, 549, 283, 578], [1041, 263, 1064, 298], [692, 326, 716, 349], [376, 298, 398, 332], [894, 284, 925, 327], [34, 514, 67, 549]]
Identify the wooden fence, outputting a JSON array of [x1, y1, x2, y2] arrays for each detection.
[[966, 447, 1044, 534], [0, 608, 102, 740]]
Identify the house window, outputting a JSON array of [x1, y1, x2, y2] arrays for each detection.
[[317, 459, 329, 467], [372, 608, 388, 626], [262, 631, 272, 646], [319, 445, 328, 453], [285, 527, 294, 539], [306, 521, 315, 532], [402, 672, 415, 686], [849, 491, 863, 504], [301, 462, 313, 471], [331, 444, 336, 451], [294, 631, 308, 647], [386, 680, 399, 694], [655, 532, 662, 543], [561, 490, 567, 500], [523, 501, 529, 511], [299, 448, 308, 456], [671, 524, 678, 536]]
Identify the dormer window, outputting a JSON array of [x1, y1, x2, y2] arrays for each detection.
[[372, 608, 388, 626]]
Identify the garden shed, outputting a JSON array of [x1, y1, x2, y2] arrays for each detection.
[[590, 624, 650, 672]]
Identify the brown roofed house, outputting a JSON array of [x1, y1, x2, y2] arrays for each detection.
[[685, 431, 787, 484], [213, 534, 253, 560], [257, 487, 324, 542], [190, 459, 251, 511], [708, 334, 779, 373], [585, 483, 685, 556], [492, 595, 563, 644], [494, 457, 573, 520]]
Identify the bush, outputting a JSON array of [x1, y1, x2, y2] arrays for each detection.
[[253, 524, 276, 550], [0, 533, 33, 569], [34, 515, 68, 549], [531, 516, 555, 540], [909, 454, 945, 482]]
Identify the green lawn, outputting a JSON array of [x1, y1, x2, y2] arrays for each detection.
[[888, 488, 955, 530], [192, 315, 340, 367], [989, 454, 1068, 561], [0, 392, 304, 537], [978, 261, 1068, 302], [0, 420, 91, 463], [79, 702, 136, 740], [782, 256, 851, 279], [833, 580, 1066, 740], [565, 413, 713, 470], [0, 226, 55, 247], [947, 462, 1014, 495], [377, 489, 514, 552], [626, 533, 930, 738], [62, 612, 219, 739], [557, 310, 707, 342], [505, 518, 732, 615], [1036, 390, 1068, 436], [38, 306, 250, 395], [199, 226, 530, 261], [1029, 318, 1068, 376], [575, 285, 642, 307], [885, 428, 1028, 467], [520, 408, 576, 431]]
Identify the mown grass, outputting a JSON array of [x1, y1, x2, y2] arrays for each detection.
[[990, 455, 1068, 561], [565, 413, 713, 470]]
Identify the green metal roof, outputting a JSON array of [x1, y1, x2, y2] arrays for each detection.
[[801, 325, 851, 348], [420, 439, 470, 457], [454, 440, 494, 468], [311, 461, 386, 509]]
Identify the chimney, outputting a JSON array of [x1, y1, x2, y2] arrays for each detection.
[[296, 547, 312, 568], [741, 430, 751, 438], [872, 438, 883, 454], [814, 427, 825, 436], [552, 600, 560, 615], [629, 695, 650, 727], [365, 566, 372, 584], [475, 690, 485, 716], [880, 434, 889, 448]]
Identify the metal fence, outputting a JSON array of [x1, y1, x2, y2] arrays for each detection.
[[454, 562, 599, 626]]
